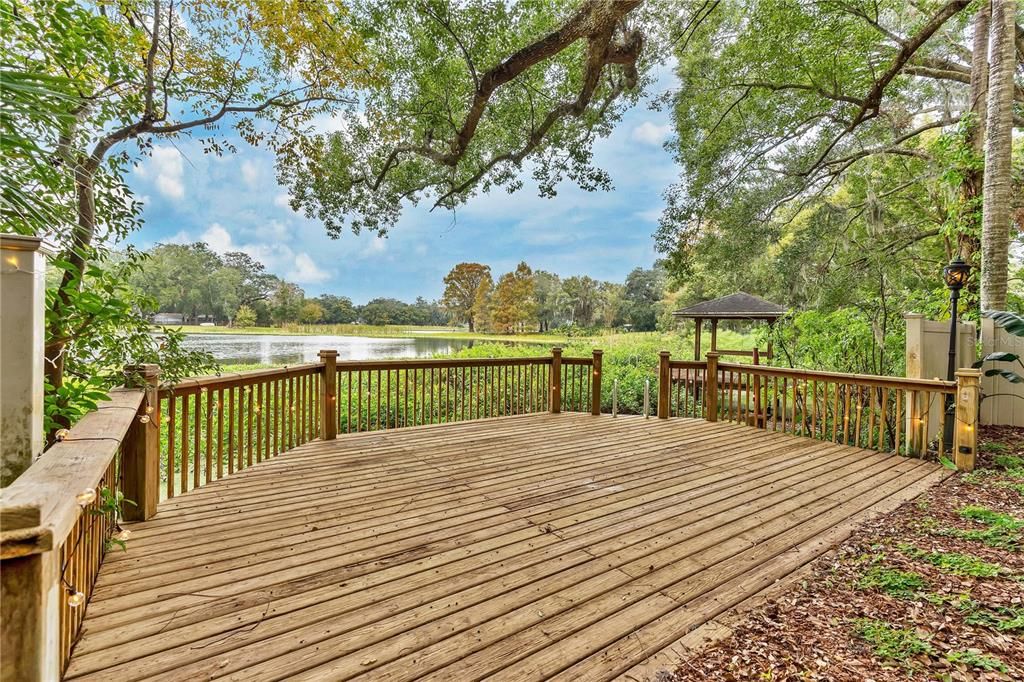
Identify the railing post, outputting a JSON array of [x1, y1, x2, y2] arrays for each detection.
[[122, 364, 161, 522], [907, 390, 926, 455], [705, 352, 720, 422], [550, 347, 562, 413], [319, 350, 338, 440], [657, 351, 670, 419], [0, 546, 60, 681], [954, 368, 981, 472], [590, 350, 603, 416], [752, 348, 762, 427], [1, 234, 48, 487]]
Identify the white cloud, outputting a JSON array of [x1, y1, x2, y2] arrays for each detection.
[[163, 230, 191, 244], [274, 193, 294, 210], [362, 236, 388, 258], [148, 146, 186, 199], [631, 121, 671, 146], [635, 207, 663, 223], [240, 160, 260, 189], [202, 223, 235, 253], [196, 221, 329, 284], [287, 253, 330, 283]]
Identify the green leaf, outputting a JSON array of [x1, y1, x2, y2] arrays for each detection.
[[983, 311, 1024, 337], [983, 368, 1024, 384], [974, 352, 1020, 367]]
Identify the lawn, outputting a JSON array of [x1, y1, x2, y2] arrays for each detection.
[[670, 426, 1024, 681]]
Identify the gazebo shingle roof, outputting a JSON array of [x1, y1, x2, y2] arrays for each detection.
[[673, 292, 786, 320]]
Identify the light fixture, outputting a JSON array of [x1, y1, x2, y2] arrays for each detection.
[[943, 257, 970, 291], [75, 488, 97, 506], [942, 256, 971, 452]]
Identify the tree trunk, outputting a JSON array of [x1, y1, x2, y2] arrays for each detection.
[[980, 0, 1016, 312], [958, 0, 989, 318], [44, 162, 99, 422], [468, 317, 475, 333]]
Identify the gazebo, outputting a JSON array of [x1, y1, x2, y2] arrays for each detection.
[[672, 292, 786, 362]]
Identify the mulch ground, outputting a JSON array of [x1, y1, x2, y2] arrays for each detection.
[[671, 426, 1024, 681]]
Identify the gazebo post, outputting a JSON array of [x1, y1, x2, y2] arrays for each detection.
[[693, 317, 702, 361], [710, 319, 719, 354]]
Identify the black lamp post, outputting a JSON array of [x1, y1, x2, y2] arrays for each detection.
[[942, 257, 970, 450]]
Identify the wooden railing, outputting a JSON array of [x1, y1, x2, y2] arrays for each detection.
[[152, 348, 600, 497], [0, 378, 152, 678], [156, 363, 323, 499], [658, 351, 981, 468]]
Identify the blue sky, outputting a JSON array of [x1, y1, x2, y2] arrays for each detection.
[[126, 76, 680, 304]]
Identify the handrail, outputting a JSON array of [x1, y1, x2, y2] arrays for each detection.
[[1, 388, 141, 548], [658, 352, 978, 464], [337, 356, 554, 370], [717, 361, 956, 393], [158, 362, 324, 396], [0, 386, 145, 677]]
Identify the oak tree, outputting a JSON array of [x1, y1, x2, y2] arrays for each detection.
[[441, 262, 492, 331]]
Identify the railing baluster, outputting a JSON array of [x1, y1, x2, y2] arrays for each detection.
[[205, 387, 213, 484], [181, 393, 190, 493]]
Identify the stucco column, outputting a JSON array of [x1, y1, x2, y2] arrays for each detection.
[[1, 235, 48, 486]]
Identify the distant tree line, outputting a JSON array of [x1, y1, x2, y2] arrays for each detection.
[[131, 243, 445, 327], [131, 244, 665, 333], [441, 262, 666, 334]]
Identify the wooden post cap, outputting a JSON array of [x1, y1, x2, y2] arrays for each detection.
[[123, 364, 161, 386], [318, 349, 339, 359]]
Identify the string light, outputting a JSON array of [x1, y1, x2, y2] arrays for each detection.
[[67, 591, 85, 608], [138, 414, 151, 424], [113, 529, 132, 542], [75, 488, 97, 506], [55, 428, 71, 442], [146, 405, 154, 415]]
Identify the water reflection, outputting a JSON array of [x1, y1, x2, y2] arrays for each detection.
[[181, 334, 480, 365]]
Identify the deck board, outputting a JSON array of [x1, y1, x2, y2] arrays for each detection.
[[66, 413, 948, 681]]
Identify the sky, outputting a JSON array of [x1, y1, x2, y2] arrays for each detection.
[[126, 73, 681, 304]]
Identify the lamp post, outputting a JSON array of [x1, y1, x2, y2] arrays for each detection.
[[942, 257, 970, 451]]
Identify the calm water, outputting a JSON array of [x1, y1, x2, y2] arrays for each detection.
[[181, 333, 480, 365]]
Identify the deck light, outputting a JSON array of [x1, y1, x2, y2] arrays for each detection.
[[942, 256, 970, 451]]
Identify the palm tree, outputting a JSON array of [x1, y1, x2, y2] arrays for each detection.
[[980, 0, 1017, 312]]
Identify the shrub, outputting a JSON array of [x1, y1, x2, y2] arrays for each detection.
[[234, 305, 257, 327]]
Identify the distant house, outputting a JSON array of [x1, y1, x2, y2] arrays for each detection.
[[152, 312, 185, 325]]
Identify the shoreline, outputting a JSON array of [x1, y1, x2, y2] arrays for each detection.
[[155, 324, 574, 344]]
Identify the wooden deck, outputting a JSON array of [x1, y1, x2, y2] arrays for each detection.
[[66, 413, 949, 681]]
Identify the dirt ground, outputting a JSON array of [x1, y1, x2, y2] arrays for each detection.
[[671, 426, 1024, 681]]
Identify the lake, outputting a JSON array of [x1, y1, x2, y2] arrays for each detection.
[[180, 333, 481, 366]]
